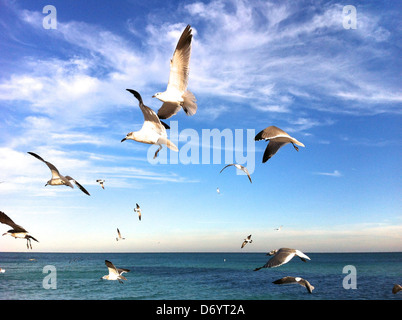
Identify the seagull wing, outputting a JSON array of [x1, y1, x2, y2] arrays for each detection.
[[265, 249, 296, 268], [127, 89, 165, 135], [166, 25, 192, 93], [219, 164, 235, 174], [117, 228, 121, 239], [241, 241, 247, 248], [0, 211, 27, 232], [65, 176, 90, 196], [238, 165, 252, 183], [105, 260, 119, 276], [117, 268, 130, 275], [157, 102, 182, 120], [28, 152, 62, 179], [262, 140, 289, 163]]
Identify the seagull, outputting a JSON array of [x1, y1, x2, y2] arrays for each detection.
[[273, 276, 315, 294], [216, 187, 221, 195], [393, 284, 402, 294], [153, 25, 197, 119], [0, 211, 39, 249], [241, 235, 253, 249], [0, 268, 5, 273], [274, 225, 283, 231], [254, 248, 311, 270], [254, 126, 305, 163], [116, 228, 125, 241], [96, 179, 105, 189], [220, 164, 252, 183], [27, 152, 90, 196], [134, 203, 141, 221], [101, 260, 130, 284], [121, 89, 179, 159]]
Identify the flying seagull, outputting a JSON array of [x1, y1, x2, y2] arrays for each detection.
[[254, 248, 311, 270], [27, 152, 90, 196], [392, 284, 402, 294], [134, 203, 141, 221], [241, 235, 253, 249], [274, 225, 283, 231], [101, 260, 130, 284], [96, 179, 105, 189], [0, 211, 39, 249], [220, 164, 252, 183], [0, 268, 5, 273], [153, 25, 197, 119], [122, 89, 179, 159], [273, 276, 315, 294], [254, 126, 305, 163], [116, 228, 125, 241], [216, 187, 221, 195]]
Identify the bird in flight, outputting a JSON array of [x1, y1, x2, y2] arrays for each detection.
[[0, 211, 39, 249], [241, 234, 253, 249], [27, 152, 90, 196], [153, 25, 197, 119], [122, 89, 178, 159], [101, 260, 130, 284], [116, 228, 125, 241], [254, 248, 311, 270], [134, 203, 141, 221], [273, 276, 315, 294], [254, 126, 305, 163], [220, 163, 252, 183], [96, 179, 105, 189]]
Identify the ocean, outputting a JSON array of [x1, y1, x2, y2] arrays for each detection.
[[0, 252, 401, 301]]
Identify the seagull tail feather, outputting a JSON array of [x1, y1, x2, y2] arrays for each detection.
[[182, 90, 197, 116]]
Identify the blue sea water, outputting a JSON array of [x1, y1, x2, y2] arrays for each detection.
[[0, 252, 401, 300]]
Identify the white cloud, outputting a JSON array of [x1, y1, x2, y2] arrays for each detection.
[[313, 170, 342, 177]]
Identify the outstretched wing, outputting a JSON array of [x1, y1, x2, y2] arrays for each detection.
[[28, 152, 62, 179], [65, 176, 90, 196], [167, 25, 192, 93], [0, 211, 27, 232]]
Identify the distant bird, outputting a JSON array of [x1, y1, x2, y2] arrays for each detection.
[[273, 276, 315, 294], [274, 225, 283, 231], [216, 187, 221, 195], [122, 89, 179, 159], [241, 235, 253, 249], [0, 268, 5, 273], [0, 211, 39, 249], [254, 126, 305, 163], [27, 152, 90, 196], [153, 25, 197, 119], [220, 164, 252, 183], [134, 203, 141, 221], [254, 248, 311, 270], [116, 228, 125, 241], [96, 179, 105, 189], [101, 260, 130, 284], [392, 284, 402, 294]]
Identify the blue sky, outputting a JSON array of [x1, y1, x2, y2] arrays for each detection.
[[0, 0, 401, 252]]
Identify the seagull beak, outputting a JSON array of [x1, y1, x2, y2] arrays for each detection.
[[121, 137, 126, 142], [2, 233, 7, 236], [152, 94, 156, 98]]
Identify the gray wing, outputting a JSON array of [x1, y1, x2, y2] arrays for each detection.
[[0, 211, 27, 232], [65, 176, 90, 196], [117, 268, 130, 275], [126, 89, 165, 134], [157, 102, 182, 120], [262, 140, 289, 163], [28, 152, 62, 179], [254, 126, 290, 141], [167, 25, 192, 93], [105, 260, 119, 275], [219, 164, 235, 174]]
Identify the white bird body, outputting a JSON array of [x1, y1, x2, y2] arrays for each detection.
[[153, 25, 197, 119], [122, 90, 178, 159], [102, 260, 130, 283], [27, 152, 90, 195]]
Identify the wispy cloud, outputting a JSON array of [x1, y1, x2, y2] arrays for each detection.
[[313, 170, 342, 177]]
